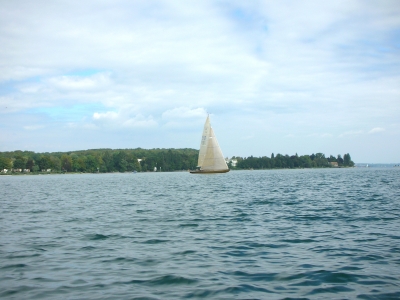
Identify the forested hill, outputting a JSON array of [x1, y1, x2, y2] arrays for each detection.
[[0, 148, 198, 173], [0, 149, 354, 173], [233, 153, 354, 169]]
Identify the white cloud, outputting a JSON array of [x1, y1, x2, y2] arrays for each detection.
[[23, 125, 44, 130], [18, 84, 43, 94], [93, 111, 118, 121], [122, 116, 158, 128], [82, 123, 99, 130], [0, 96, 42, 113], [306, 133, 334, 138], [321, 133, 333, 138], [0, 66, 50, 82], [0, 1, 399, 162], [368, 127, 385, 134], [92, 111, 157, 129], [339, 130, 364, 138], [162, 107, 207, 120], [47, 73, 111, 91]]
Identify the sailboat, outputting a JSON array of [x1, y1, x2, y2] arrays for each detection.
[[190, 115, 230, 174]]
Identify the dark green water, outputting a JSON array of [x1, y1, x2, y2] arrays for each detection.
[[1, 168, 400, 299]]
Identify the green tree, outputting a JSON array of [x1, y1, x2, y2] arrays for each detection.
[[26, 158, 35, 171], [71, 155, 80, 171], [125, 152, 140, 171], [337, 154, 344, 166], [13, 155, 27, 169], [50, 156, 61, 172], [76, 157, 86, 172], [94, 154, 104, 172], [85, 155, 98, 172], [119, 159, 128, 172], [38, 156, 52, 170], [102, 151, 115, 172], [300, 155, 312, 168], [61, 154, 73, 172], [114, 151, 128, 172], [343, 153, 354, 167], [328, 155, 337, 162], [0, 157, 12, 170], [314, 153, 329, 167], [71, 155, 85, 172]]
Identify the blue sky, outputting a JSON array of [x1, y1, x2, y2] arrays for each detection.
[[0, 0, 399, 163]]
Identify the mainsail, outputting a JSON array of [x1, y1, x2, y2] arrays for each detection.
[[197, 115, 211, 167], [191, 116, 229, 174]]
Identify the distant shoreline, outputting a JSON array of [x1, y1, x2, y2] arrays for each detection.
[[4, 165, 400, 176], [2, 149, 397, 174], [2, 166, 379, 176]]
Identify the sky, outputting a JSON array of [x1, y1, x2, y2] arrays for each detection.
[[0, 1, 399, 163]]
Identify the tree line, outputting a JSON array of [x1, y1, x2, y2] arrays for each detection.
[[0, 148, 198, 173], [231, 153, 354, 169], [0, 149, 354, 174]]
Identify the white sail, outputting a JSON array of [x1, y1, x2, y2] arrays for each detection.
[[193, 116, 229, 173], [200, 127, 229, 171], [197, 115, 211, 167]]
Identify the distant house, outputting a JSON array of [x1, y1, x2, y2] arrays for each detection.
[[330, 162, 338, 167], [23, 169, 30, 173], [1, 169, 8, 173], [42, 169, 51, 172], [13, 168, 22, 172], [225, 158, 237, 167]]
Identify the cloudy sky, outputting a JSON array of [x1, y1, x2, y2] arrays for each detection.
[[1, 1, 399, 163]]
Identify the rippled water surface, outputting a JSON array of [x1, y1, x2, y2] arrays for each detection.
[[1, 168, 400, 299]]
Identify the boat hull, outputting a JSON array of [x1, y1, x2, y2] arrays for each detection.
[[190, 169, 230, 174]]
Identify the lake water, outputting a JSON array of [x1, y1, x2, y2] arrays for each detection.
[[1, 168, 400, 299]]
